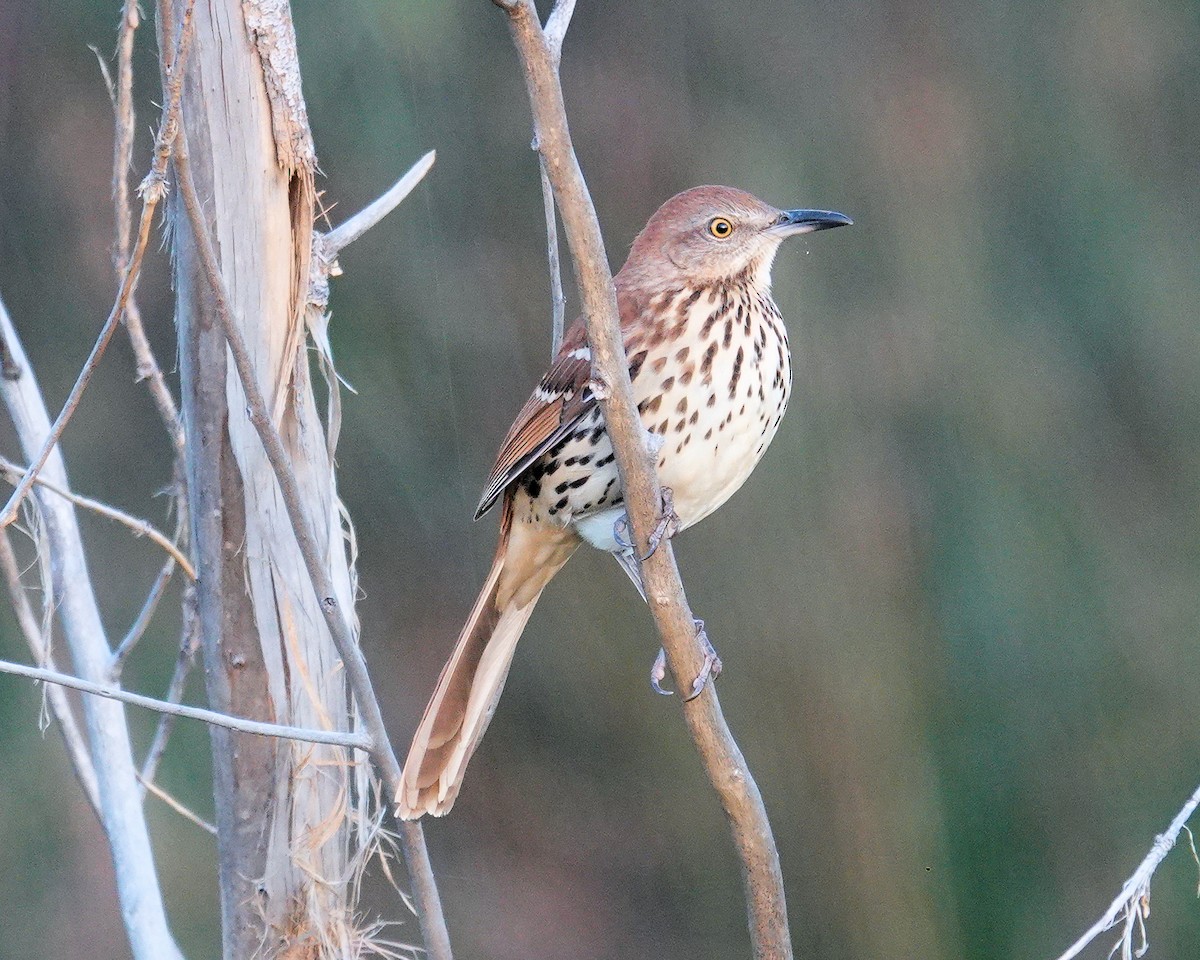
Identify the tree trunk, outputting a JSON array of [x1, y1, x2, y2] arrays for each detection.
[[169, 1, 369, 954]]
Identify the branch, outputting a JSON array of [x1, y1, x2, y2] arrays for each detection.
[[139, 582, 199, 790], [110, 0, 185, 454], [0, 456, 195, 580], [1052, 782, 1200, 960], [137, 773, 218, 835], [0, 0, 196, 529], [536, 148, 566, 356], [110, 549, 179, 678], [530, 0, 573, 356], [318, 150, 436, 260], [0, 290, 184, 958], [493, 4, 793, 958], [173, 130, 454, 960], [0, 658, 374, 750], [0, 527, 102, 819]]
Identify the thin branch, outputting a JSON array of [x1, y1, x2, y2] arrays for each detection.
[[137, 773, 218, 835], [536, 152, 566, 357], [110, 551, 178, 678], [319, 150, 436, 259], [0, 528, 102, 819], [493, 4, 793, 958], [1052, 781, 1200, 960], [0, 456, 195, 580], [543, 0, 576, 63], [0, 0, 196, 529], [531, 0, 574, 356], [109, 0, 184, 450], [174, 130, 454, 960], [0, 658, 374, 751], [139, 582, 199, 790]]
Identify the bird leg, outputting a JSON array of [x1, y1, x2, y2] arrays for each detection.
[[649, 618, 723, 699]]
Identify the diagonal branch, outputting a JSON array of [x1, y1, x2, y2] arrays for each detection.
[[492, 3, 793, 958], [173, 129, 454, 960], [0, 456, 195, 580], [0, 0, 196, 529], [1052, 781, 1200, 960], [139, 582, 200, 790], [0, 658, 375, 750], [318, 150, 437, 261]]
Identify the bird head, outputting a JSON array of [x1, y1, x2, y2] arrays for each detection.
[[621, 185, 851, 289]]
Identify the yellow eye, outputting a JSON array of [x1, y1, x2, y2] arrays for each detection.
[[708, 216, 734, 239]]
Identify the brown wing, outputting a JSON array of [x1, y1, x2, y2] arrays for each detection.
[[474, 318, 596, 519]]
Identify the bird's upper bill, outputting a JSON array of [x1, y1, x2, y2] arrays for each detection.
[[765, 209, 854, 237]]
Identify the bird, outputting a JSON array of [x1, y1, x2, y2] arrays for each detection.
[[398, 185, 851, 818]]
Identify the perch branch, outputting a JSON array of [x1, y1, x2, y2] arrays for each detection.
[[0, 0, 195, 529], [173, 132, 454, 960], [493, 3, 793, 958], [0, 658, 375, 750], [0, 528, 102, 819], [1052, 780, 1200, 960], [0, 456, 195, 580]]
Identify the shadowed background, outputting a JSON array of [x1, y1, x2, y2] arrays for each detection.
[[1, 0, 1199, 957]]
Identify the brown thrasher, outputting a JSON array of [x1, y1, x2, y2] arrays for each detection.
[[398, 186, 851, 818]]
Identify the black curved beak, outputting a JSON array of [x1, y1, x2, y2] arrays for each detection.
[[768, 209, 854, 237]]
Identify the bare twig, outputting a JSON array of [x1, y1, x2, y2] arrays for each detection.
[[0, 528, 102, 819], [1052, 781, 1200, 960], [136, 773, 218, 835], [0, 0, 196, 529], [319, 150, 437, 260], [493, 4, 793, 958], [110, 551, 178, 678], [112, 0, 185, 456], [139, 583, 199, 790], [0, 658, 374, 750], [531, 0, 573, 355], [174, 131, 454, 960], [0, 456, 195, 580], [536, 152, 566, 356]]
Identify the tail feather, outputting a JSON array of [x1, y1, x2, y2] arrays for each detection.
[[398, 503, 577, 818]]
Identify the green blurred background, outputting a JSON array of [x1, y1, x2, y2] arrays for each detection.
[[2, 0, 1200, 957]]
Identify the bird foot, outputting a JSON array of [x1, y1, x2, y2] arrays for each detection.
[[612, 487, 679, 561], [649, 619, 722, 700], [645, 486, 679, 560]]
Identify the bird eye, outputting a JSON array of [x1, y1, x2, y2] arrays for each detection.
[[707, 217, 734, 239]]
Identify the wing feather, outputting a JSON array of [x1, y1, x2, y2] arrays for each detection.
[[474, 321, 594, 519]]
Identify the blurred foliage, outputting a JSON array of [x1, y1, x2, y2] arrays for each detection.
[[1, 0, 1200, 957]]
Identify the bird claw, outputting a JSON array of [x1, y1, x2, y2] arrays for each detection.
[[686, 618, 722, 700], [645, 486, 679, 560], [651, 647, 672, 696], [611, 487, 679, 562], [648, 619, 722, 700]]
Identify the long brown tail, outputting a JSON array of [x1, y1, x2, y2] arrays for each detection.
[[397, 502, 578, 818]]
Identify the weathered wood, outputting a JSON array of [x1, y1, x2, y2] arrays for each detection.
[[169, 0, 364, 953]]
